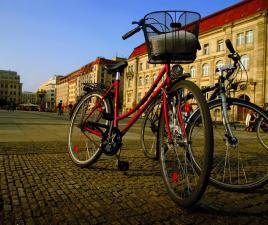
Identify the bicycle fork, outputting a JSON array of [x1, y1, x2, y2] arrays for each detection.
[[163, 90, 187, 145], [220, 92, 238, 147]]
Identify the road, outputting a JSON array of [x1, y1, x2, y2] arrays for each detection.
[[0, 110, 267, 225]]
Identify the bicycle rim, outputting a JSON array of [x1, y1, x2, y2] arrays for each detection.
[[141, 98, 161, 160], [159, 80, 213, 208], [68, 92, 111, 167], [207, 98, 268, 191], [257, 117, 268, 150]]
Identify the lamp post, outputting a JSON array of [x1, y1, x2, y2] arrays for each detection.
[[37, 89, 46, 111]]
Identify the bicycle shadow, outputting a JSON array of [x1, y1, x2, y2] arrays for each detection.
[[193, 184, 268, 217]]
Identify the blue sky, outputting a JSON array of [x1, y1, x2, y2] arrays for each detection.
[[0, 0, 241, 91]]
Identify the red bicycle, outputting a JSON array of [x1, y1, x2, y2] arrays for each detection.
[[68, 11, 213, 208]]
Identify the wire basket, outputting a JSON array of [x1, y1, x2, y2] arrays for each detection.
[[142, 11, 201, 64]]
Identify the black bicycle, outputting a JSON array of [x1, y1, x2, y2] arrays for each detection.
[[142, 39, 268, 191]]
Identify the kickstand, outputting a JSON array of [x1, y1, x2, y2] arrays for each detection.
[[116, 147, 129, 172]]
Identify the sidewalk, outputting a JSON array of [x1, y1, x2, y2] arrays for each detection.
[[0, 110, 267, 225]]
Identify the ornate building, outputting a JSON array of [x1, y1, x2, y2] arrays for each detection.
[[123, 0, 268, 112], [56, 57, 125, 111]]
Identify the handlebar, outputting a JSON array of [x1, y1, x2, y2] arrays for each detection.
[[122, 26, 141, 40], [225, 39, 241, 63], [225, 39, 235, 54], [122, 19, 144, 40]]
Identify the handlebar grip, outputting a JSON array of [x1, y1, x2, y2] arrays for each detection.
[[225, 39, 235, 54], [122, 26, 141, 40]]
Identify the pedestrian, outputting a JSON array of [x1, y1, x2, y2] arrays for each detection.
[[68, 102, 73, 119], [58, 100, 63, 116], [245, 111, 257, 132], [11, 102, 16, 111]]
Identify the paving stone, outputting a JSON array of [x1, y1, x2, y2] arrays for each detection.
[[0, 112, 267, 224]]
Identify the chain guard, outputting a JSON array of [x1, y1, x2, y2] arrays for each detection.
[[101, 128, 122, 156]]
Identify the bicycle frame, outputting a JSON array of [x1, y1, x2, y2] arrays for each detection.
[[85, 63, 177, 142], [200, 67, 240, 142]]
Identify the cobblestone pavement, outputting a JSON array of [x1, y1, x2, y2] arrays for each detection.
[[0, 141, 267, 225]]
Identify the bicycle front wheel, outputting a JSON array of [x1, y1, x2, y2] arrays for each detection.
[[68, 91, 112, 167], [159, 80, 213, 208], [205, 98, 268, 191], [141, 97, 161, 160]]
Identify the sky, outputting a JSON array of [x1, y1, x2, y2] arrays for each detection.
[[0, 0, 241, 92]]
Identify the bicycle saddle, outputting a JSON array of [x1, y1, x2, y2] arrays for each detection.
[[104, 61, 128, 73]]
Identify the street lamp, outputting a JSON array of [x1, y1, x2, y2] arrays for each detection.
[[37, 89, 46, 111]]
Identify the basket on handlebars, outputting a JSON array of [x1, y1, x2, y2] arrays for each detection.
[[142, 11, 201, 64]]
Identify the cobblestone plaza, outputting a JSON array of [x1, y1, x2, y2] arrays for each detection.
[[0, 110, 267, 224]]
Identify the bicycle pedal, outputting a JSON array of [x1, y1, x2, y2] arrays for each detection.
[[118, 161, 129, 171]]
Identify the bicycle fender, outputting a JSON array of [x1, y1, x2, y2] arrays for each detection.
[[167, 73, 191, 92]]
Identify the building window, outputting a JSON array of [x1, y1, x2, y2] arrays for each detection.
[[145, 75, 149, 85], [128, 66, 133, 73], [202, 63, 210, 77], [137, 92, 142, 101], [138, 76, 143, 86], [217, 40, 224, 52], [246, 30, 253, 44], [139, 63, 143, 71], [128, 78, 132, 88], [127, 93, 132, 103], [203, 44, 209, 55], [241, 55, 249, 70], [236, 33, 244, 46], [190, 66, 196, 78], [216, 60, 224, 75]]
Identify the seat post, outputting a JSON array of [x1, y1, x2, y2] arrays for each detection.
[[116, 71, 121, 81]]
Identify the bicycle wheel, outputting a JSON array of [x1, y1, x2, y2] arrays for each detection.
[[257, 117, 268, 150], [159, 80, 213, 208], [68, 91, 112, 167], [196, 98, 268, 191], [141, 98, 161, 160]]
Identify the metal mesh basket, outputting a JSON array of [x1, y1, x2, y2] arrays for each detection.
[[142, 11, 201, 64]]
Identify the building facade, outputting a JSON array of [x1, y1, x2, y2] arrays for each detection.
[[56, 77, 69, 112], [37, 75, 63, 111], [123, 0, 268, 112], [0, 70, 22, 107], [21, 91, 37, 104], [56, 57, 126, 111]]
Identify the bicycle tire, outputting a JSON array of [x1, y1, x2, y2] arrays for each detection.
[[159, 80, 213, 208], [141, 98, 161, 160], [192, 98, 268, 191], [68, 91, 112, 167], [257, 117, 268, 150]]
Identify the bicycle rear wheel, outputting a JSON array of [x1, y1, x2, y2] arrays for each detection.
[[68, 91, 112, 167], [202, 98, 268, 191], [141, 98, 161, 160], [159, 80, 213, 208]]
